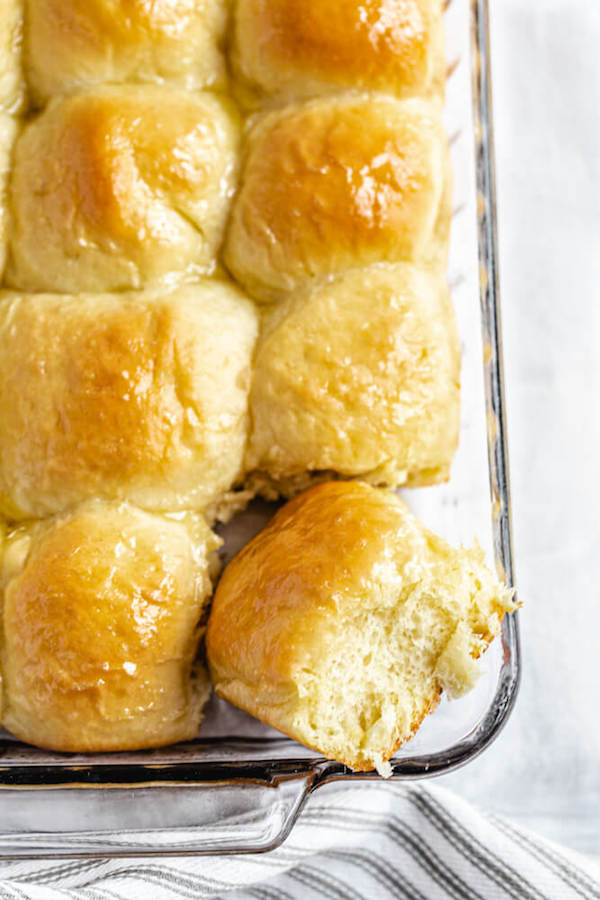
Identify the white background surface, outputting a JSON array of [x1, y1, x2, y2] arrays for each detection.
[[441, 0, 600, 858]]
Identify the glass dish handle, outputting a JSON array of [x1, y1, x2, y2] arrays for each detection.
[[0, 767, 319, 857]]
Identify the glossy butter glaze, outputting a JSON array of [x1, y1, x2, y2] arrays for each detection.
[[25, 0, 227, 105], [1, 501, 220, 752], [7, 86, 240, 293], [224, 95, 451, 301], [232, 0, 445, 106], [0, 283, 258, 520]]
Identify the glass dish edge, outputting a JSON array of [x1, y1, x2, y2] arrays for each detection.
[[0, 0, 521, 859]]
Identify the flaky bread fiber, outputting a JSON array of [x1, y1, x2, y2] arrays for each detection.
[[0, 501, 220, 753], [245, 263, 460, 494], [232, 0, 445, 108], [224, 95, 451, 302], [7, 86, 240, 294], [207, 482, 516, 773], [0, 283, 258, 520]]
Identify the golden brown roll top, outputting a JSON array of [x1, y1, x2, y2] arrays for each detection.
[[25, 0, 227, 106], [232, 0, 445, 108], [224, 96, 451, 301], [207, 481, 516, 772], [0, 282, 258, 521], [7, 86, 240, 294], [0, 1, 23, 113], [245, 263, 460, 495], [1, 501, 220, 752]]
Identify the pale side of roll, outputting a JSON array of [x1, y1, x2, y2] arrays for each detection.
[[0, 115, 17, 280], [0, 0, 23, 113]]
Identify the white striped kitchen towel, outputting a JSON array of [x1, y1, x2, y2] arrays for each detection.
[[0, 783, 597, 899]]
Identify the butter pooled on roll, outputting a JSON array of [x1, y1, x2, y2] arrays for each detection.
[[232, 0, 445, 108], [0, 283, 258, 521], [207, 482, 516, 773], [1, 502, 220, 753], [224, 95, 450, 301], [7, 86, 240, 293], [245, 263, 460, 496], [25, 0, 227, 106]]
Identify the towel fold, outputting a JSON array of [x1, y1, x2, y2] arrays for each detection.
[[0, 784, 597, 899]]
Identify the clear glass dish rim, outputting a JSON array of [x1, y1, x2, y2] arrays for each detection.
[[0, 0, 520, 857]]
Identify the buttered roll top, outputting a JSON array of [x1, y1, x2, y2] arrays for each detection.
[[0, 283, 258, 521], [25, 0, 227, 106], [246, 264, 460, 495], [224, 95, 451, 302], [0, 501, 220, 752], [7, 86, 240, 294], [232, 0, 445, 107]]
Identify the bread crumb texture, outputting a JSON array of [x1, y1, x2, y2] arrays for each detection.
[[207, 482, 516, 771]]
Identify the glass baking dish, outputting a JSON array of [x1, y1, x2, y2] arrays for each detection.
[[0, 0, 519, 858]]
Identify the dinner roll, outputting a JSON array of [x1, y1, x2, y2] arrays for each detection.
[[245, 264, 460, 496], [207, 482, 516, 773], [0, 0, 23, 113], [7, 87, 240, 294], [24, 0, 226, 107], [0, 282, 258, 521], [224, 96, 450, 301], [1, 501, 220, 753], [232, 0, 445, 107]]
